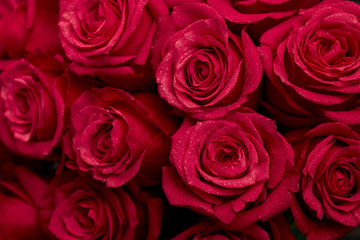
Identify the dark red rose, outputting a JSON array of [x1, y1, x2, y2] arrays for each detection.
[[173, 215, 294, 240], [162, 109, 299, 229], [259, 1, 360, 128], [0, 0, 61, 59], [0, 56, 67, 159], [152, 2, 262, 120], [41, 172, 163, 240], [286, 122, 360, 239], [0, 163, 49, 240], [58, 0, 168, 91], [64, 87, 179, 187]]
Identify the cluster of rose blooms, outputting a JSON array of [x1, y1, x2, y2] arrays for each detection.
[[1, 0, 360, 239]]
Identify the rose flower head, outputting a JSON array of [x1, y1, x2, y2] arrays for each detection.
[[287, 122, 360, 239], [151, 2, 262, 120], [260, 0, 360, 128], [40, 173, 163, 240], [58, 0, 168, 91], [163, 109, 299, 229], [0, 56, 68, 159], [64, 87, 179, 187]]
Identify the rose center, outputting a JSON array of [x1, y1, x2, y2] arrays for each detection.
[[327, 163, 356, 197], [78, 207, 95, 228], [196, 62, 210, 81], [202, 136, 249, 179], [78, 0, 121, 39], [83, 1, 107, 33], [306, 29, 355, 68], [14, 91, 31, 114], [93, 123, 113, 159], [186, 51, 215, 89], [65, 206, 96, 236], [216, 144, 240, 164], [334, 168, 351, 190]]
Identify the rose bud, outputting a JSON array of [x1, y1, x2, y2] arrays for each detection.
[[151, 2, 262, 120], [163, 109, 299, 228], [0, 0, 61, 59], [259, 1, 360, 128], [58, 0, 168, 91], [0, 163, 49, 239], [173, 215, 294, 240], [0, 56, 68, 159], [286, 122, 360, 239], [64, 87, 179, 187], [41, 172, 163, 240]]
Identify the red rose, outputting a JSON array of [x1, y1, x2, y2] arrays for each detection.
[[0, 0, 61, 59], [0, 164, 49, 240], [41, 173, 163, 240], [173, 215, 294, 240], [162, 109, 299, 228], [64, 87, 179, 187], [58, 0, 168, 91], [286, 122, 360, 239], [152, 2, 262, 120], [0, 56, 67, 159], [259, 1, 360, 128]]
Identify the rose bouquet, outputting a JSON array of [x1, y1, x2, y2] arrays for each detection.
[[1, 0, 360, 239]]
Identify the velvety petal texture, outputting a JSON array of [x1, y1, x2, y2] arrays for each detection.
[[0, 57, 66, 159], [152, 2, 262, 120], [64, 87, 178, 187], [58, 0, 167, 90], [286, 122, 360, 239], [260, 1, 360, 128], [41, 172, 163, 240], [3, 0, 360, 238], [163, 109, 299, 228]]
